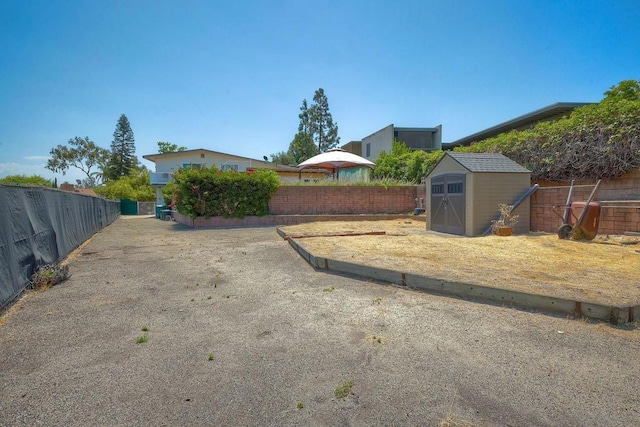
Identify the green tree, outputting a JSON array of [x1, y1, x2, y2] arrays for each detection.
[[603, 79, 640, 102], [94, 169, 155, 201], [372, 141, 443, 183], [309, 88, 340, 152], [289, 131, 318, 163], [104, 114, 136, 181], [46, 136, 109, 187], [0, 174, 54, 187], [157, 141, 187, 154], [298, 99, 312, 134], [270, 151, 295, 165]]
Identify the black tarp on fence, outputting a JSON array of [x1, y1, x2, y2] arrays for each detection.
[[0, 185, 119, 308]]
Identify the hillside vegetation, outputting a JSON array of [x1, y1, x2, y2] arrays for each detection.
[[455, 80, 640, 181], [373, 80, 640, 183]]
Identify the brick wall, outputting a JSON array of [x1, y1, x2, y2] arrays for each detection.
[[531, 170, 640, 234], [269, 185, 421, 215]]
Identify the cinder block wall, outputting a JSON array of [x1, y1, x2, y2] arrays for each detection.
[[531, 170, 640, 234], [269, 186, 419, 215]]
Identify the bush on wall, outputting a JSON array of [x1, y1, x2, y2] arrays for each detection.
[[453, 80, 640, 181], [372, 141, 444, 183], [170, 166, 280, 219]]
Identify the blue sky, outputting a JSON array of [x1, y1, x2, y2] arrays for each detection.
[[1, 0, 638, 183]]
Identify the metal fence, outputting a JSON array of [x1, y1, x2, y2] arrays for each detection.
[[0, 185, 119, 308]]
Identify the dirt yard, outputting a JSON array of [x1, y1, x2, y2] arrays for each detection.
[[279, 219, 640, 306]]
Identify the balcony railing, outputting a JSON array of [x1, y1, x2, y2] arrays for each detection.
[[150, 172, 173, 185]]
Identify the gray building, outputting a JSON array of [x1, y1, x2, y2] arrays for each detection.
[[350, 124, 442, 161]]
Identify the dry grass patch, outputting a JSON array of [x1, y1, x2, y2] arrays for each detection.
[[280, 221, 640, 306]]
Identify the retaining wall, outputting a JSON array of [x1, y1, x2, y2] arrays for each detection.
[[531, 170, 640, 234], [0, 186, 120, 308], [268, 185, 423, 215], [173, 211, 423, 228]]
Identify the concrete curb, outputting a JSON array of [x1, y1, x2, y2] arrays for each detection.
[[175, 211, 425, 228], [283, 234, 639, 325]]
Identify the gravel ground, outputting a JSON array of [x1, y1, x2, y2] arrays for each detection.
[[1, 216, 639, 426]]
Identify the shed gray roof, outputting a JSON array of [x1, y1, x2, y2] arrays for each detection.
[[447, 152, 530, 173]]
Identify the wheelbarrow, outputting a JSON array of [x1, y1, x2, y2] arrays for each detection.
[[556, 179, 601, 240]]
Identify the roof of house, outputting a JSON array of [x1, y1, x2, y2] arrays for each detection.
[[143, 148, 263, 162], [59, 183, 99, 197], [447, 102, 593, 147], [442, 152, 530, 173]]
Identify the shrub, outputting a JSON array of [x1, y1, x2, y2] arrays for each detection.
[[172, 166, 280, 219], [373, 141, 444, 183], [94, 169, 156, 201], [29, 263, 70, 290]]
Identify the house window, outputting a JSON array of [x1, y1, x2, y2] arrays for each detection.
[[432, 184, 444, 194], [182, 163, 203, 169], [221, 164, 239, 172], [200, 154, 205, 159], [365, 143, 371, 157]]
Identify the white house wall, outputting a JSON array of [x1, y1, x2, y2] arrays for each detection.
[[153, 152, 264, 174]]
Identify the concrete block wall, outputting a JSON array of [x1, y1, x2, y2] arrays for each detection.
[[268, 186, 419, 215]]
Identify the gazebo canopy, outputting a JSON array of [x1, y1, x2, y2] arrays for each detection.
[[297, 148, 375, 170]]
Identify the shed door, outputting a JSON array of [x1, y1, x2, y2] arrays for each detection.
[[431, 174, 465, 235]]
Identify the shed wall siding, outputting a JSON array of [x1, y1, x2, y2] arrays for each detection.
[[430, 155, 469, 175], [472, 173, 531, 235], [465, 173, 475, 235]]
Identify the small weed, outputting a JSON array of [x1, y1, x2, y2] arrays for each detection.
[[196, 283, 199, 287], [190, 298, 195, 302], [28, 263, 70, 290], [141, 325, 149, 332], [323, 286, 336, 292], [296, 402, 304, 410], [373, 297, 382, 305], [222, 294, 231, 299], [334, 380, 354, 399], [207, 353, 215, 360], [207, 296, 212, 300], [135, 334, 149, 344], [241, 251, 247, 255]]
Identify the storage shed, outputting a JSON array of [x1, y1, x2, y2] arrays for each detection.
[[426, 152, 531, 236]]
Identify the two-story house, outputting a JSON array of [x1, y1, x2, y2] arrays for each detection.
[[143, 148, 316, 204]]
